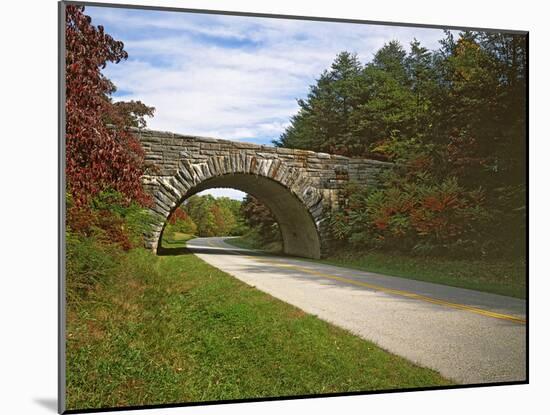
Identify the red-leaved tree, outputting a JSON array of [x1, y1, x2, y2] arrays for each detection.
[[168, 207, 189, 225], [65, 5, 153, 207]]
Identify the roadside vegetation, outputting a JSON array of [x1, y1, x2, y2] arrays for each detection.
[[239, 32, 526, 298], [322, 252, 526, 299], [273, 34, 526, 261], [318, 252, 525, 299], [162, 194, 248, 242], [234, 196, 283, 253], [64, 5, 525, 410], [226, 236, 524, 298], [66, 232, 450, 410], [65, 7, 451, 410], [228, 230, 282, 253]]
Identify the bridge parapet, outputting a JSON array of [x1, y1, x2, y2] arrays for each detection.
[[135, 128, 392, 258]]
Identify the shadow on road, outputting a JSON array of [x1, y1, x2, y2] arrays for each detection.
[[158, 241, 272, 259], [156, 246, 192, 256]]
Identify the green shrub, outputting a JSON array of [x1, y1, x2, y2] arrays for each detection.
[[66, 231, 119, 302], [68, 189, 153, 250], [66, 189, 155, 304], [173, 215, 198, 235], [329, 175, 493, 258]]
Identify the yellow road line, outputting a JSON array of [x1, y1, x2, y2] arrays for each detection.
[[254, 259, 526, 325], [203, 239, 526, 325]]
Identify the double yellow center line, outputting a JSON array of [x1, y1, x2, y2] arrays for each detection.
[[204, 239, 526, 325]]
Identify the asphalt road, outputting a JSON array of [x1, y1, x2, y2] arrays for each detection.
[[186, 236, 526, 385]]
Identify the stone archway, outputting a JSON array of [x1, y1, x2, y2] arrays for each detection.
[[137, 129, 393, 259], [144, 155, 324, 259]]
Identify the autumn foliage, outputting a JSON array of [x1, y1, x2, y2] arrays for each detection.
[[65, 6, 156, 251], [327, 176, 491, 257], [65, 5, 153, 208], [168, 207, 190, 225], [277, 32, 525, 258]]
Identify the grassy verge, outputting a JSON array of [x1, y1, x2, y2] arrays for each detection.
[[318, 252, 525, 299], [227, 235, 281, 253], [66, 233, 450, 411], [160, 231, 194, 249], [226, 236, 525, 299]]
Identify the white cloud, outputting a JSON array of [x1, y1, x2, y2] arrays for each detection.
[[89, 7, 447, 143]]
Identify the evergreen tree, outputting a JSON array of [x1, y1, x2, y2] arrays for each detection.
[[274, 31, 526, 257], [275, 52, 364, 155]]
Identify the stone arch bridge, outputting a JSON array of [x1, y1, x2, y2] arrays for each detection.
[[138, 129, 392, 259]]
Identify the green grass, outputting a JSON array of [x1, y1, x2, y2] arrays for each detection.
[[228, 230, 282, 254], [225, 235, 256, 250], [227, 237, 526, 299], [160, 232, 194, 248], [317, 252, 526, 299], [66, 233, 450, 411], [227, 235, 281, 253]]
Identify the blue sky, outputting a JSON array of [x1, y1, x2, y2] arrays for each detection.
[[87, 6, 448, 199]]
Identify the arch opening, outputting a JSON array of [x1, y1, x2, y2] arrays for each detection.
[[157, 173, 322, 259]]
